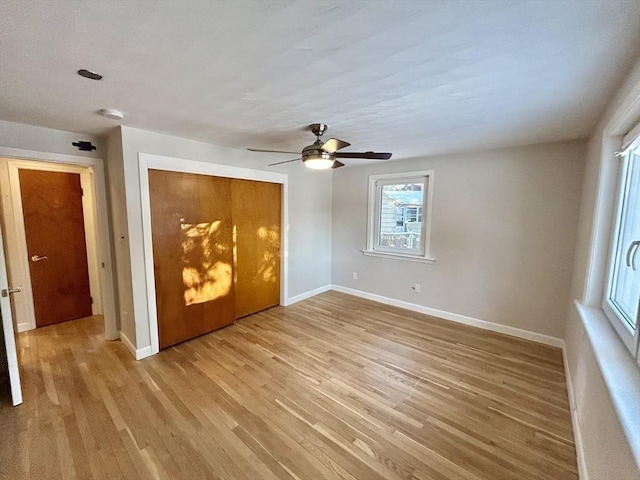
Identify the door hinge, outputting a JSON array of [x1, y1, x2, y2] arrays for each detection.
[[80, 188, 84, 196], [90, 296, 93, 304]]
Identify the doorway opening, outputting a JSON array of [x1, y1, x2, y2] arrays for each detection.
[[0, 152, 117, 340]]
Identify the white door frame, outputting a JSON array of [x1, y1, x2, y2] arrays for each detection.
[[0, 147, 118, 340], [6, 161, 102, 329], [0, 221, 22, 406], [138, 153, 288, 355]]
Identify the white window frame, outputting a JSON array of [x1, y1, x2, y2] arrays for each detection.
[[577, 82, 640, 467], [603, 128, 640, 359], [363, 170, 434, 263]]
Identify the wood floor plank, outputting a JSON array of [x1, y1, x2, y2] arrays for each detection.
[[0, 292, 578, 479]]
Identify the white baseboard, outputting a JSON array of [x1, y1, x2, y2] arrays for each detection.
[[331, 284, 564, 348], [563, 346, 588, 480], [285, 284, 332, 306], [16, 322, 30, 333], [119, 331, 136, 357], [119, 332, 153, 360]]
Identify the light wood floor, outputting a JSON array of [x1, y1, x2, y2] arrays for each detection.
[[0, 291, 577, 480]]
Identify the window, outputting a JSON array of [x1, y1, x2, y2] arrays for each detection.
[[364, 170, 434, 262], [405, 206, 422, 223], [603, 129, 640, 358]]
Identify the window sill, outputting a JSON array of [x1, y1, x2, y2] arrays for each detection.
[[574, 301, 640, 466], [361, 250, 436, 264]]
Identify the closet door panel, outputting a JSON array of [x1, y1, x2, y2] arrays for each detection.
[[231, 179, 281, 319], [149, 169, 235, 349]]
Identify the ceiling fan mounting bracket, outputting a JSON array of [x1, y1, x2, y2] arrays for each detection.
[[309, 123, 328, 139]]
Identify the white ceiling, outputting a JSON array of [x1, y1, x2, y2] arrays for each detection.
[[1, 0, 639, 160]]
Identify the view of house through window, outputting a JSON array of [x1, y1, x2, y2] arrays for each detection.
[[366, 170, 433, 261], [381, 183, 424, 251]]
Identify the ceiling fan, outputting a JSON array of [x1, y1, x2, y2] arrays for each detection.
[[248, 123, 392, 169]]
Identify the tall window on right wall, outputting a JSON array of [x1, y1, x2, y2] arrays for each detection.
[[604, 126, 640, 361]]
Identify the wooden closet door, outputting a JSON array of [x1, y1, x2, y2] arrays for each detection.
[[149, 170, 235, 349], [231, 179, 281, 319]]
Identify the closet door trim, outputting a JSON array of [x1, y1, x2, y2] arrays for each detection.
[[138, 153, 288, 356]]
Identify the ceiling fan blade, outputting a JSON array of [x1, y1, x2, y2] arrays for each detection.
[[335, 151, 392, 160], [332, 161, 345, 169], [320, 138, 351, 153], [268, 158, 301, 166], [248, 148, 300, 154]]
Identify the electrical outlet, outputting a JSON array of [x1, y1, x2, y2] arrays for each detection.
[[412, 283, 421, 293], [352, 272, 358, 280]]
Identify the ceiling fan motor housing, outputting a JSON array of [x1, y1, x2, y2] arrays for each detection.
[[302, 140, 335, 163]]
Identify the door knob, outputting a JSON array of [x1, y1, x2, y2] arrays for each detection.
[[1, 286, 22, 297], [31, 254, 48, 262]]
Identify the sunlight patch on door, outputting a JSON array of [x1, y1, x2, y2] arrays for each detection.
[[181, 220, 231, 306], [256, 226, 279, 284]]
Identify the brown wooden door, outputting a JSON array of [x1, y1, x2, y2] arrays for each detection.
[[231, 179, 281, 319], [18, 169, 92, 327], [149, 170, 236, 349]]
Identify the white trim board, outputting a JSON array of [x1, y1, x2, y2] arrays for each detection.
[[563, 343, 588, 480], [0, 221, 22, 406], [0, 147, 118, 340], [330, 284, 565, 348], [119, 332, 152, 361], [285, 284, 332, 306], [138, 152, 289, 357]]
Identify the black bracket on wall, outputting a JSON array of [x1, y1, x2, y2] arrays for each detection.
[[72, 141, 96, 152]]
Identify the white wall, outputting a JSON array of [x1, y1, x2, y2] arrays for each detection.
[[111, 126, 332, 354], [564, 58, 640, 479], [0, 120, 105, 158], [332, 140, 585, 339], [105, 128, 132, 341]]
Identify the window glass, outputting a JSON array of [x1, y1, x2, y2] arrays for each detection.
[[378, 182, 424, 252], [607, 147, 640, 331]]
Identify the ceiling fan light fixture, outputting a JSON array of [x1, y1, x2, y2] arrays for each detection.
[[302, 150, 334, 170], [304, 157, 335, 170]]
